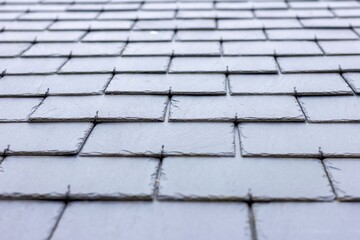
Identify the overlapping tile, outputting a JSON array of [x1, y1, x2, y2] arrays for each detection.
[[0, 98, 42, 121]]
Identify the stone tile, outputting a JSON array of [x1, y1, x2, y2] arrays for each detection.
[[31, 95, 168, 121], [239, 123, 360, 157], [0, 200, 63, 240], [60, 57, 170, 73], [177, 10, 253, 19], [0, 58, 66, 74], [52, 202, 251, 240], [223, 41, 321, 56], [343, 73, 360, 94], [23, 43, 125, 57], [333, 9, 360, 17], [0, 74, 110, 96], [219, 19, 302, 29], [134, 20, 215, 30], [325, 158, 360, 200], [254, 202, 360, 240], [106, 74, 226, 95], [170, 57, 277, 73], [319, 41, 360, 55], [50, 20, 133, 30], [301, 18, 360, 28], [278, 56, 360, 73], [83, 31, 174, 42], [159, 157, 334, 200], [123, 42, 220, 56], [0, 12, 21, 20], [170, 96, 304, 122], [0, 43, 30, 57], [0, 156, 158, 199], [255, 9, 333, 18], [0, 98, 42, 121], [290, 1, 360, 9], [230, 74, 352, 95], [98, 11, 175, 20], [300, 96, 360, 122], [0, 122, 92, 155], [20, 12, 98, 20], [176, 30, 266, 41], [81, 122, 235, 157], [216, 2, 287, 10], [267, 29, 358, 40], [142, 2, 213, 10], [0, 31, 85, 43], [0, 21, 51, 30]]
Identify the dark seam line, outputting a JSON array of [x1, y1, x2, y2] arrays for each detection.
[[247, 193, 258, 240], [339, 68, 358, 95], [320, 158, 339, 200]]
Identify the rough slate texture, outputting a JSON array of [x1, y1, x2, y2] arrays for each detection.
[[1, 0, 360, 239]]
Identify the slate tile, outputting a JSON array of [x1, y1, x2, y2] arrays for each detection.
[[170, 96, 304, 122], [0, 21, 51, 30], [176, 30, 266, 41], [333, 9, 360, 17], [68, 3, 140, 11], [134, 20, 215, 30], [52, 202, 250, 240], [106, 73, 226, 95], [290, 1, 360, 9], [254, 202, 360, 240], [0, 31, 85, 43], [159, 157, 334, 201], [0, 122, 92, 155], [177, 10, 253, 19], [267, 29, 358, 40], [218, 19, 302, 29], [142, 2, 213, 10], [83, 30, 174, 42], [239, 123, 360, 157], [98, 11, 175, 20], [0, 74, 110, 96], [319, 41, 360, 55], [0, 43, 30, 57], [299, 96, 360, 122], [19, 12, 98, 20], [301, 18, 360, 28], [325, 158, 360, 200], [50, 20, 133, 30], [0, 12, 21, 20], [0, 156, 158, 199], [170, 57, 277, 73], [23, 43, 125, 57], [216, 2, 287, 10], [123, 42, 220, 56], [229, 74, 352, 96], [278, 56, 360, 73], [255, 9, 333, 18], [343, 73, 360, 94], [81, 122, 235, 157], [223, 41, 322, 56], [31, 95, 168, 122], [0, 200, 63, 240], [0, 98, 42, 121], [60, 57, 170, 73], [0, 58, 66, 74]]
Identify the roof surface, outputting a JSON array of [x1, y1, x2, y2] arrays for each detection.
[[0, 0, 360, 239]]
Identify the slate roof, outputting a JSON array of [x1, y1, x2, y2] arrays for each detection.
[[0, 0, 360, 239]]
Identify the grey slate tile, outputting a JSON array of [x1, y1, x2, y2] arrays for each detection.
[[0, 122, 92, 155], [0, 12, 21, 20], [23, 42, 125, 57], [0, 31, 85, 43], [301, 18, 360, 28], [81, 122, 235, 157], [177, 10, 253, 19], [83, 30, 174, 42], [142, 2, 213, 10], [60, 57, 170, 73], [0, 74, 111, 96], [52, 202, 251, 240], [278, 56, 360, 73], [319, 41, 360, 55], [223, 41, 322, 56], [325, 158, 360, 201], [98, 11, 175, 20], [0, 43, 30, 57], [0, 200, 63, 240], [300, 96, 360, 122], [0, 21, 51, 30], [267, 29, 358, 40], [0, 156, 158, 199], [123, 42, 220, 56], [289, 1, 360, 9], [230, 73, 352, 96], [106, 73, 226, 95], [50, 20, 133, 30], [216, 2, 287, 10], [254, 202, 360, 240], [170, 57, 277, 73], [0, 58, 66, 74], [134, 20, 216, 30], [170, 96, 304, 122], [333, 9, 360, 17], [343, 73, 360, 94], [19, 12, 98, 20], [30, 95, 168, 122], [176, 30, 266, 41], [0, 98, 42, 121], [219, 19, 302, 29], [239, 123, 360, 157], [255, 9, 333, 18], [159, 157, 333, 201]]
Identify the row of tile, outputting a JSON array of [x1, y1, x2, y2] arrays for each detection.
[[1, 122, 360, 157], [2, 200, 360, 240], [0, 73, 355, 97], [0, 155, 358, 200]]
